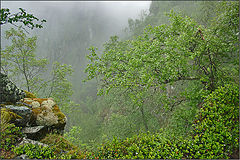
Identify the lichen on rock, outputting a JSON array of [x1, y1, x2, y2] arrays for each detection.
[[37, 110, 59, 126], [41, 98, 56, 107], [0, 73, 26, 104], [31, 101, 40, 108], [22, 98, 67, 128]]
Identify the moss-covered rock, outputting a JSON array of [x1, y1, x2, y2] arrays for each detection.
[[4, 105, 32, 127], [1, 108, 22, 124], [23, 90, 36, 98], [22, 98, 67, 128]]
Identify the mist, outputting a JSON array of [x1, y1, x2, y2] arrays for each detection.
[[1, 1, 151, 102]]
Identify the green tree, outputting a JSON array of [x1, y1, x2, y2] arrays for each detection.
[[125, 1, 220, 38], [47, 61, 75, 112], [85, 1, 239, 132], [1, 27, 48, 93], [1, 28, 76, 112], [64, 126, 84, 147]]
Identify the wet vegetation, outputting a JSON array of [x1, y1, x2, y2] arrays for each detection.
[[1, 1, 239, 159]]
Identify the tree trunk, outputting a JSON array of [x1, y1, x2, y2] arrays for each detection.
[[140, 104, 148, 131]]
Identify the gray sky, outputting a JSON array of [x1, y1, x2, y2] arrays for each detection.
[[1, 1, 152, 68], [1, 1, 151, 44], [1, 1, 151, 22]]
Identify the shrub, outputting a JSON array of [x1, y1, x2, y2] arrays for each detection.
[[64, 126, 84, 147], [40, 133, 89, 159], [0, 123, 23, 159], [93, 84, 239, 159], [13, 143, 57, 159], [94, 131, 188, 159], [189, 84, 239, 159], [14, 135, 84, 159]]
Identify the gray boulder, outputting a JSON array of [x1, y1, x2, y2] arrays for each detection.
[[22, 126, 45, 134], [17, 137, 48, 147], [15, 154, 29, 159], [21, 126, 49, 141]]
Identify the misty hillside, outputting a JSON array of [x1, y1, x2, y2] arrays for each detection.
[[0, 1, 239, 159]]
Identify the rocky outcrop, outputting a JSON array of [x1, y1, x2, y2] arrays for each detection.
[[0, 73, 67, 140], [22, 126, 47, 140], [1, 97, 67, 141], [1, 107, 23, 124], [0, 73, 68, 158]]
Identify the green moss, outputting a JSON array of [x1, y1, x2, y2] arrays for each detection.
[[32, 108, 42, 118], [1, 102, 14, 105], [41, 133, 76, 152], [1, 108, 22, 124], [24, 90, 36, 98], [24, 98, 48, 105], [34, 98, 48, 104], [55, 112, 66, 124], [51, 105, 66, 124], [52, 105, 60, 112]]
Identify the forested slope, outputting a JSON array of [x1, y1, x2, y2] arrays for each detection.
[[1, 1, 239, 159], [83, 1, 239, 158]]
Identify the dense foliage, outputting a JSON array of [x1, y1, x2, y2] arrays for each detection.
[[40, 133, 89, 159], [191, 84, 239, 159], [13, 143, 56, 159], [86, 2, 238, 95], [0, 123, 23, 159], [85, 1, 239, 135], [90, 84, 239, 159]]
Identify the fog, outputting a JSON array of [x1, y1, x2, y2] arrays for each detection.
[[1, 1, 151, 41], [1, 1, 151, 102]]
